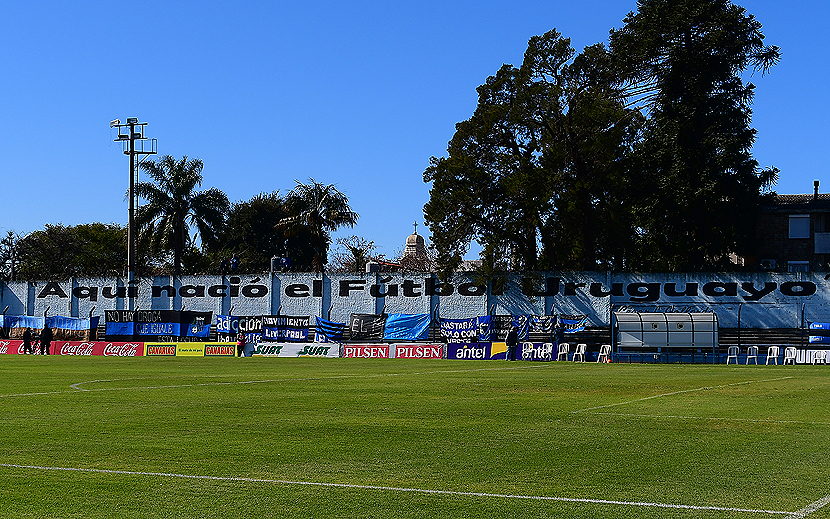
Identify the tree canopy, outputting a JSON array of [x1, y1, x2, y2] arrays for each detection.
[[14, 223, 126, 280], [278, 179, 359, 272], [424, 0, 779, 273], [135, 155, 230, 276]]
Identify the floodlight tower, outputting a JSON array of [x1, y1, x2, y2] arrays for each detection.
[[111, 118, 157, 310]]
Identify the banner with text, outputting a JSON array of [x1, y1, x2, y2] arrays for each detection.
[[446, 342, 507, 360], [261, 315, 311, 342], [250, 342, 339, 357]]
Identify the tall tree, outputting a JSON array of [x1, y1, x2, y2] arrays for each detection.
[[610, 0, 780, 270], [424, 30, 641, 273], [135, 155, 230, 276], [0, 231, 20, 281], [278, 179, 358, 271]]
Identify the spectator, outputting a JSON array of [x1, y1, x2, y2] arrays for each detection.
[[23, 327, 33, 354], [40, 325, 52, 355], [506, 326, 519, 361], [236, 331, 246, 357]]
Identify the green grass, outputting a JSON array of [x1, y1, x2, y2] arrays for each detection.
[[1, 357, 828, 518]]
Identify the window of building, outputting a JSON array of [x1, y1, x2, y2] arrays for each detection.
[[787, 261, 809, 273], [789, 214, 810, 239]]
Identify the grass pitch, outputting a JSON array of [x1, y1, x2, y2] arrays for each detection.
[[1, 357, 828, 518]]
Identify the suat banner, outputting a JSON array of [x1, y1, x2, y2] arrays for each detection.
[[446, 342, 507, 360], [342, 344, 391, 358], [250, 342, 339, 358], [392, 343, 444, 359], [0, 340, 145, 356]]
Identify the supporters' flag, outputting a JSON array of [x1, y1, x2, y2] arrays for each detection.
[[488, 315, 514, 341], [315, 317, 346, 343], [440, 317, 480, 343], [560, 315, 588, 333], [383, 313, 430, 341], [808, 322, 830, 343], [349, 313, 386, 340], [477, 315, 493, 341], [216, 315, 239, 335], [512, 315, 530, 340], [262, 315, 310, 342], [529, 315, 555, 334]]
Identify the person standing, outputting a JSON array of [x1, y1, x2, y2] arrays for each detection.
[[236, 331, 246, 357], [40, 325, 53, 355], [506, 326, 519, 361], [23, 327, 33, 354], [553, 321, 565, 349]]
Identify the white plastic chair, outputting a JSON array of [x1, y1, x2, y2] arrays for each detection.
[[783, 347, 797, 365], [812, 350, 827, 365], [597, 344, 611, 363], [540, 342, 554, 361], [726, 345, 739, 364], [557, 342, 570, 361], [520, 342, 534, 361], [765, 345, 779, 365], [572, 343, 586, 362], [745, 345, 758, 365]]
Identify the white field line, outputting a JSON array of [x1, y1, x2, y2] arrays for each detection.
[[571, 376, 794, 414], [788, 494, 830, 518], [581, 411, 830, 427], [0, 364, 550, 399], [0, 463, 791, 516]]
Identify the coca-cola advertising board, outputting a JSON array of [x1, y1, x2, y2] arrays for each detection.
[[0, 340, 27, 355], [56, 342, 145, 356], [0, 341, 145, 356]]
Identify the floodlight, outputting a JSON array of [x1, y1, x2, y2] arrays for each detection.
[[110, 119, 120, 128]]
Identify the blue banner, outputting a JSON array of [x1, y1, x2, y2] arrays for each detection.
[[315, 317, 345, 343], [560, 315, 587, 334], [262, 315, 310, 342], [106, 322, 133, 336], [137, 322, 181, 336], [383, 313, 430, 341], [809, 322, 830, 343], [440, 316, 492, 343], [216, 315, 239, 334]]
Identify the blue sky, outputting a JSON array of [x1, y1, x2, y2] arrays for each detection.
[[1, 1, 826, 260]]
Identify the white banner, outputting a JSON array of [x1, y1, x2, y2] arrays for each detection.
[[251, 341, 340, 358]]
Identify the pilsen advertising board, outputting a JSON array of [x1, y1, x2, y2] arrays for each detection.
[[342, 344, 444, 359], [0, 341, 144, 356]]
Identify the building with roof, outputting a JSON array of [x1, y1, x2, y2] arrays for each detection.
[[751, 181, 830, 272]]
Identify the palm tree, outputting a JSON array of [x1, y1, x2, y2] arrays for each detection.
[[135, 155, 230, 276], [279, 179, 358, 271]]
